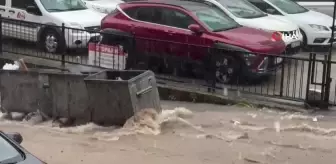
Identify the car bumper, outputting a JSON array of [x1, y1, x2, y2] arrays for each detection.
[[245, 57, 281, 80], [66, 32, 100, 48], [306, 30, 336, 46], [282, 34, 303, 55], [283, 43, 302, 55]]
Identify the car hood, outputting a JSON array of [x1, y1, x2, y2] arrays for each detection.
[[84, 0, 122, 13], [49, 9, 106, 27], [216, 26, 275, 46], [285, 10, 334, 27], [237, 15, 298, 31]]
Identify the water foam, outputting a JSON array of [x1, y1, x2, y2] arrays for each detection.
[[0, 107, 200, 141]]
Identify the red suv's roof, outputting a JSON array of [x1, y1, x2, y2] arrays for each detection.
[[119, 0, 214, 11]]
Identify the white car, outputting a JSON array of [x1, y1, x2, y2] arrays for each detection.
[[204, 0, 303, 54], [293, 0, 334, 16], [1, 0, 106, 53], [247, 0, 335, 47], [82, 0, 124, 14]]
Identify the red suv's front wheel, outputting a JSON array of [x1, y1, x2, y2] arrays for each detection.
[[214, 55, 241, 84]]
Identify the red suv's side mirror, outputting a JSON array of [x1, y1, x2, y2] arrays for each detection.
[[188, 24, 202, 34]]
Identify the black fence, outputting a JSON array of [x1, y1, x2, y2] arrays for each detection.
[[1, 17, 335, 108]]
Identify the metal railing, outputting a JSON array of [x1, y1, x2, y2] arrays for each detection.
[[0, 16, 334, 106]]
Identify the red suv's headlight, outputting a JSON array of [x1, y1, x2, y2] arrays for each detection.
[[271, 32, 282, 42]]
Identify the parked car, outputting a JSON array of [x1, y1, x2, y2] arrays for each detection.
[[293, 0, 334, 17], [197, 0, 303, 55], [0, 0, 106, 53], [0, 131, 45, 164], [247, 0, 336, 49], [101, 0, 286, 83], [82, 0, 125, 14]]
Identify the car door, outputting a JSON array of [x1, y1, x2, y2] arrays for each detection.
[[161, 8, 206, 61], [7, 0, 42, 41], [128, 6, 172, 57]]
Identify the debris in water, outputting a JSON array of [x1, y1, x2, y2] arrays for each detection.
[[244, 157, 262, 163], [52, 118, 75, 128], [226, 132, 249, 141], [274, 121, 280, 133], [11, 112, 26, 121], [312, 117, 318, 122], [229, 119, 257, 126], [23, 110, 49, 125], [265, 141, 331, 153], [2, 62, 19, 70], [0, 112, 12, 121], [247, 112, 257, 118], [230, 119, 241, 125]]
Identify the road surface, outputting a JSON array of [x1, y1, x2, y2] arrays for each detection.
[[1, 101, 336, 164]]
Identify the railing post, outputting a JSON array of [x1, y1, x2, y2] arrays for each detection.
[[125, 34, 136, 70], [279, 57, 285, 97], [61, 23, 65, 67], [305, 53, 313, 102], [0, 14, 3, 55], [206, 47, 215, 93]]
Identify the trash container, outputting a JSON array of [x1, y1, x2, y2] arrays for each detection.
[[84, 70, 161, 126], [0, 70, 50, 115], [47, 73, 90, 122]]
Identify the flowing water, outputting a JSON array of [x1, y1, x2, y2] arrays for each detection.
[[1, 101, 336, 164]]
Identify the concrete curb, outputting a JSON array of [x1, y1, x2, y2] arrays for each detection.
[[158, 84, 310, 113]]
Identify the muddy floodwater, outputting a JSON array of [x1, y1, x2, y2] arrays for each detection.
[[1, 101, 336, 164]]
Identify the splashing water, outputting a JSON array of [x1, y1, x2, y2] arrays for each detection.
[[0, 107, 200, 141]]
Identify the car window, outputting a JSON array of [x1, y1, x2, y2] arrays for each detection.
[[134, 7, 164, 24], [0, 0, 5, 6], [247, 0, 282, 15], [40, 0, 87, 12], [190, 5, 240, 32], [12, 0, 35, 9], [267, 0, 308, 14], [0, 134, 23, 164], [124, 8, 137, 18], [162, 9, 196, 29], [216, 0, 268, 18]]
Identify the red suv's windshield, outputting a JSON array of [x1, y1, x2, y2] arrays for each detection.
[[188, 5, 240, 32]]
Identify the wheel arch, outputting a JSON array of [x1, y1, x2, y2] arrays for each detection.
[[211, 42, 248, 63], [37, 23, 64, 43]]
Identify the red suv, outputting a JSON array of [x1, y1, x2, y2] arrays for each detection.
[[101, 0, 286, 83]]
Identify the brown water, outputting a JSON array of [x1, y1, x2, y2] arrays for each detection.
[[1, 101, 335, 164]]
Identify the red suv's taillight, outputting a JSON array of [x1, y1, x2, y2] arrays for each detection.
[[271, 32, 282, 42]]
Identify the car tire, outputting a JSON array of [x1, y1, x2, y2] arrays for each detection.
[[41, 29, 65, 53], [214, 55, 242, 84], [300, 29, 309, 50]]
